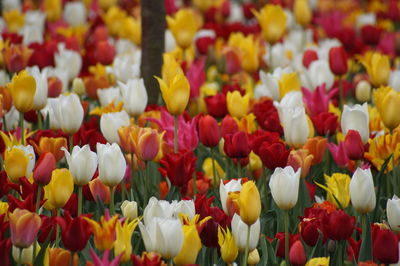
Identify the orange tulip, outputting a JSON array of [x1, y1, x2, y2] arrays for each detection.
[[9, 208, 41, 248], [2, 45, 32, 73], [0, 86, 13, 113], [84, 215, 118, 251], [30, 137, 68, 161], [287, 149, 313, 178], [89, 178, 111, 204], [47, 248, 79, 266], [303, 137, 327, 165]]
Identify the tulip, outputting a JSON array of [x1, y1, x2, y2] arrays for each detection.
[[221, 115, 239, 136], [88, 178, 110, 204], [97, 142, 126, 188], [131, 252, 165, 266], [350, 167, 376, 214], [218, 227, 238, 265], [305, 257, 330, 266], [323, 173, 351, 208], [121, 200, 138, 221], [223, 131, 251, 159], [276, 106, 309, 148], [139, 217, 184, 259], [47, 248, 79, 266], [33, 152, 56, 186], [287, 149, 313, 178], [311, 112, 338, 136], [359, 52, 390, 87], [12, 245, 39, 265], [28, 66, 48, 110], [329, 47, 348, 76], [341, 103, 369, 144], [290, 240, 307, 266], [324, 210, 355, 240], [198, 115, 220, 147], [231, 214, 260, 251], [63, 1, 86, 27], [258, 141, 290, 170], [302, 49, 319, 69], [387, 195, 400, 232], [85, 215, 118, 251], [373, 229, 399, 263], [159, 150, 196, 188], [343, 130, 364, 161], [55, 44, 82, 81], [237, 181, 261, 226], [58, 214, 92, 252], [43, 169, 74, 210], [269, 166, 301, 210], [9, 208, 41, 248], [219, 179, 242, 215], [373, 86, 400, 131], [62, 145, 98, 186], [72, 77, 85, 96], [31, 136, 68, 161], [119, 78, 148, 116], [8, 70, 36, 113], [4, 145, 35, 183], [97, 87, 121, 107], [174, 224, 202, 265], [100, 111, 130, 144], [2, 45, 33, 73], [57, 93, 84, 135], [226, 91, 250, 119], [205, 93, 228, 118], [306, 60, 335, 90], [389, 70, 400, 92], [167, 9, 201, 49], [294, 0, 311, 27], [253, 4, 287, 44], [355, 80, 372, 102]]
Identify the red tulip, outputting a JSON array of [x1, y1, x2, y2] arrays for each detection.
[[373, 228, 399, 263], [195, 36, 215, 55], [275, 232, 300, 258], [258, 141, 290, 170], [0, 239, 11, 266], [290, 240, 307, 266], [33, 152, 56, 185], [361, 25, 382, 46], [56, 212, 92, 252], [329, 46, 348, 76], [300, 218, 325, 246], [344, 130, 364, 161], [311, 112, 338, 136], [252, 98, 283, 135], [205, 93, 228, 118], [221, 115, 239, 136], [249, 130, 280, 155], [158, 150, 197, 188], [324, 210, 355, 241], [198, 115, 220, 147], [94, 40, 115, 65], [303, 49, 319, 68], [223, 131, 250, 158]]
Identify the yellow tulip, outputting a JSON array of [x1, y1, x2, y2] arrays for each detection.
[[373, 86, 400, 131], [103, 6, 126, 36], [305, 257, 330, 266], [114, 218, 140, 262], [155, 73, 190, 116], [359, 52, 390, 87], [294, 0, 312, 27], [43, 169, 74, 210], [174, 225, 202, 265], [0, 202, 8, 217], [119, 17, 141, 45], [321, 173, 351, 208], [44, 0, 62, 22], [238, 181, 261, 225], [248, 249, 260, 265], [4, 10, 25, 33], [4, 148, 29, 183], [218, 226, 238, 264], [167, 9, 202, 49], [226, 91, 250, 119], [202, 157, 224, 186], [249, 151, 263, 172], [253, 4, 287, 44], [162, 54, 184, 87], [7, 70, 36, 113], [278, 72, 301, 98]]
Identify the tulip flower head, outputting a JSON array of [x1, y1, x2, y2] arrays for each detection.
[[269, 166, 301, 210], [121, 200, 138, 221], [33, 152, 56, 186], [236, 181, 261, 226], [294, 0, 311, 27], [226, 91, 250, 119], [231, 214, 260, 251], [114, 218, 140, 262], [359, 51, 390, 87], [253, 4, 287, 44], [97, 143, 127, 187], [4, 145, 35, 183], [119, 78, 148, 116], [43, 168, 74, 210], [167, 9, 201, 49], [100, 111, 130, 144], [321, 173, 351, 208], [9, 208, 41, 248], [7, 70, 36, 113], [387, 195, 400, 232], [85, 214, 119, 251], [373, 86, 400, 131], [218, 226, 238, 264], [58, 213, 92, 252], [56, 93, 84, 135], [350, 167, 376, 214], [341, 103, 370, 144]]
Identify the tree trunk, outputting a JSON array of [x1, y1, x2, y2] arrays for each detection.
[[140, 0, 165, 105]]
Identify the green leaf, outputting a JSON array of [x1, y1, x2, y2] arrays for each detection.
[[267, 238, 278, 265], [358, 214, 372, 262], [308, 231, 323, 259], [372, 154, 393, 222], [33, 227, 54, 266], [259, 236, 268, 265]]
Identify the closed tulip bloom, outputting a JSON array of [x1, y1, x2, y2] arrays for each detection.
[[343, 130, 364, 161], [32, 136, 68, 161], [373, 86, 400, 130], [62, 145, 98, 186], [97, 143, 126, 187], [324, 173, 351, 208], [290, 240, 307, 266], [12, 245, 38, 265], [43, 169, 74, 210], [277, 106, 309, 148], [287, 149, 313, 178], [100, 111, 130, 144], [121, 200, 138, 221], [47, 248, 79, 266], [253, 4, 287, 44], [33, 152, 56, 185], [4, 145, 35, 183], [119, 78, 148, 116], [226, 91, 250, 119], [167, 9, 201, 49], [231, 214, 260, 251], [223, 131, 251, 159], [355, 80, 371, 102], [57, 93, 84, 135], [8, 70, 36, 113], [174, 224, 202, 265], [373, 229, 399, 264], [218, 227, 238, 264], [305, 257, 330, 266], [132, 127, 164, 161], [350, 167, 376, 214], [28, 66, 48, 110], [329, 47, 348, 76], [387, 195, 400, 232], [219, 179, 242, 215], [156, 73, 190, 116], [360, 52, 390, 87], [97, 87, 121, 107], [341, 103, 369, 144], [269, 166, 301, 210], [9, 208, 41, 248], [294, 0, 311, 27], [58, 214, 92, 252], [89, 178, 110, 204], [325, 210, 355, 240], [237, 181, 261, 225], [198, 115, 220, 147]]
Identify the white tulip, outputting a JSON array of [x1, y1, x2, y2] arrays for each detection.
[[356, 13, 376, 29], [4, 0, 21, 11], [57, 94, 84, 135], [174, 200, 195, 220], [97, 87, 121, 107], [263, 43, 290, 70], [350, 167, 376, 214], [24, 11, 46, 33], [269, 166, 301, 210], [390, 70, 400, 92], [219, 179, 242, 214], [341, 103, 369, 144], [12, 245, 34, 265], [276, 106, 309, 148], [115, 39, 138, 55], [27, 66, 48, 110], [42, 67, 69, 92], [10, 145, 35, 179], [62, 145, 98, 186], [307, 59, 334, 89], [0, 70, 9, 86], [40, 98, 61, 130], [275, 91, 303, 109], [22, 25, 43, 45], [119, 78, 148, 116], [139, 217, 184, 259], [231, 214, 260, 251], [112, 53, 141, 83], [143, 197, 195, 225], [387, 195, 400, 232], [121, 200, 138, 220], [2, 107, 19, 131], [63, 2, 87, 27], [100, 111, 130, 144], [55, 44, 82, 81], [254, 70, 280, 100], [97, 143, 127, 187], [165, 30, 177, 52]]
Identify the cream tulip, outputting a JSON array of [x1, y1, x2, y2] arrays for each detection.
[[307, 60, 334, 90], [119, 78, 148, 116], [62, 145, 98, 186], [100, 111, 130, 144], [231, 214, 260, 251], [97, 87, 121, 107], [27, 66, 48, 110], [350, 167, 376, 214], [341, 103, 369, 144], [276, 106, 309, 148], [57, 93, 84, 135], [219, 179, 242, 214], [387, 195, 400, 232], [63, 2, 86, 27], [97, 143, 126, 187], [269, 166, 301, 210], [55, 44, 82, 81], [112, 53, 141, 83], [390, 70, 400, 92], [121, 200, 138, 221]]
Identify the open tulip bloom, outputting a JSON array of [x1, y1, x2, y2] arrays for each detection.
[[1, 1, 400, 265]]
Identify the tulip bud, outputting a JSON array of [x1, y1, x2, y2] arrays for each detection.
[[343, 130, 364, 161], [350, 167, 376, 214], [237, 181, 261, 226], [97, 143, 127, 187], [248, 249, 260, 265], [289, 240, 306, 266], [119, 78, 148, 116], [72, 77, 85, 96], [198, 115, 220, 147], [341, 103, 369, 144], [302, 49, 318, 69], [156, 73, 190, 116], [287, 149, 313, 178], [373, 229, 399, 264], [294, 0, 311, 27], [221, 115, 239, 136], [33, 152, 56, 186], [355, 80, 371, 102], [387, 195, 400, 232], [253, 4, 287, 44], [223, 131, 251, 159], [100, 111, 130, 144], [12, 245, 39, 265], [57, 93, 84, 135], [88, 178, 110, 204], [226, 91, 250, 119], [43, 169, 74, 210], [47, 248, 79, 266], [373, 86, 400, 131], [329, 46, 348, 76], [8, 70, 36, 113], [121, 200, 138, 220], [167, 9, 201, 49], [269, 166, 301, 210], [231, 214, 260, 251], [4, 145, 35, 183]]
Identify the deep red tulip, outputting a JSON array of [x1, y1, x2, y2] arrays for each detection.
[[361, 25, 382, 46], [159, 150, 197, 188], [275, 232, 300, 258], [300, 218, 325, 246], [373, 229, 399, 263], [56, 212, 92, 252], [205, 93, 228, 118], [221, 115, 239, 136], [252, 98, 283, 135], [0, 171, 10, 198], [290, 240, 307, 266], [311, 112, 338, 136], [249, 130, 280, 155], [223, 131, 250, 158], [0, 239, 11, 266], [329, 46, 348, 76], [94, 40, 115, 65], [324, 210, 355, 241], [258, 141, 290, 170], [38, 215, 57, 243], [303, 49, 319, 68], [33, 152, 56, 185], [196, 36, 215, 55], [198, 115, 220, 147], [47, 77, 63, 98], [344, 130, 364, 161], [347, 237, 361, 262]]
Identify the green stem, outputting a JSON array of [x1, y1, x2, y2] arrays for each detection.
[[284, 210, 290, 266], [144, 162, 149, 205], [37, 111, 42, 130], [69, 134, 73, 153], [130, 152, 135, 202], [242, 224, 251, 266], [174, 115, 178, 153], [77, 185, 82, 216], [19, 112, 24, 145], [392, 155, 397, 196], [339, 76, 344, 109], [55, 208, 61, 247], [211, 148, 217, 188], [17, 247, 22, 266], [237, 161, 242, 178], [110, 186, 115, 215], [192, 172, 197, 198], [35, 184, 42, 214], [3, 114, 7, 131]]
